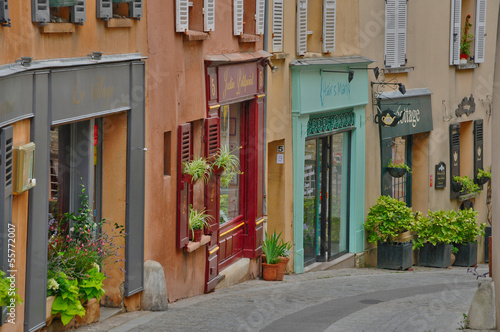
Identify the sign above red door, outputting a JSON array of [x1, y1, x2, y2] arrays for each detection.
[[218, 62, 259, 103]]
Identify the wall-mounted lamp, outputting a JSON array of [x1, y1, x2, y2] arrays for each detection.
[[371, 81, 406, 95], [88, 52, 103, 60], [322, 69, 355, 83], [350, 66, 380, 80], [261, 58, 278, 73]]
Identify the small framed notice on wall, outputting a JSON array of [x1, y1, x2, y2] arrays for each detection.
[[435, 162, 446, 189]]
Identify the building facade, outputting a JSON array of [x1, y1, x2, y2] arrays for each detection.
[[266, 0, 372, 273], [359, 0, 499, 266], [0, 1, 147, 331], [146, 0, 268, 302]]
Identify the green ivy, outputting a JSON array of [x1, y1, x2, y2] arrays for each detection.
[[364, 196, 415, 244]]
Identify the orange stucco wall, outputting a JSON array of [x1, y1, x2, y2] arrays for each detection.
[[145, 1, 263, 302]]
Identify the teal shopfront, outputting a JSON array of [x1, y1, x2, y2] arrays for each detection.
[[291, 57, 372, 273]]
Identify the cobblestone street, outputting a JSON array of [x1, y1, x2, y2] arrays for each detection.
[[77, 265, 489, 332]]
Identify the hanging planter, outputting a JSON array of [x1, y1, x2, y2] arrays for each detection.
[[387, 167, 407, 178], [451, 181, 463, 193]]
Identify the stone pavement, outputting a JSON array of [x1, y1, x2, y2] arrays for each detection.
[[76, 265, 491, 332]]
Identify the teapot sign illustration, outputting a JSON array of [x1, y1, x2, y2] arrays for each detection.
[[375, 108, 406, 127]]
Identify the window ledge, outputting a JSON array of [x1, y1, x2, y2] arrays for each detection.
[[107, 18, 134, 28], [40, 23, 75, 34], [382, 67, 414, 74], [456, 63, 478, 70], [272, 52, 288, 60], [239, 34, 261, 43], [185, 235, 211, 253], [184, 30, 209, 41]]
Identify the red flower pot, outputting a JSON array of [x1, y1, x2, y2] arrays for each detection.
[[191, 229, 203, 242], [460, 54, 468, 60]]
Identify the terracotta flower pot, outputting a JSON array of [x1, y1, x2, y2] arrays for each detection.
[[262, 263, 278, 281], [211, 165, 225, 176], [46, 296, 56, 325], [275, 257, 289, 281], [190, 229, 203, 242]]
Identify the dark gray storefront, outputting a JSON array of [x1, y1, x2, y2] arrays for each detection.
[[377, 88, 433, 205], [0, 54, 145, 331]]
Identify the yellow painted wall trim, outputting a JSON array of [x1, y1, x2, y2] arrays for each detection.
[[209, 104, 221, 109], [209, 246, 220, 255], [257, 94, 266, 99], [256, 218, 265, 225], [219, 222, 245, 237]]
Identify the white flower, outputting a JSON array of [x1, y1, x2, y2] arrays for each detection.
[[92, 262, 100, 272], [47, 278, 59, 292], [70, 227, 75, 232]]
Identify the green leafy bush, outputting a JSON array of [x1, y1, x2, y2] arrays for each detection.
[[454, 208, 485, 243], [78, 267, 106, 303], [0, 270, 22, 307], [413, 210, 461, 250], [49, 272, 86, 325], [364, 196, 415, 244]]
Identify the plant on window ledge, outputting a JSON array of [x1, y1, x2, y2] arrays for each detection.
[[475, 168, 491, 186], [183, 157, 210, 184], [460, 14, 474, 62], [188, 205, 213, 242], [386, 159, 411, 178], [209, 146, 243, 187], [452, 175, 481, 195]]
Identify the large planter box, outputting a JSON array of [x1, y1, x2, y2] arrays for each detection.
[[377, 241, 413, 270], [453, 242, 478, 267], [418, 243, 452, 268]]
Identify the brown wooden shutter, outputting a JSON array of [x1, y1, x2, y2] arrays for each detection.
[[474, 119, 484, 186], [450, 123, 461, 199], [177, 123, 192, 249], [204, 116, 220, 292], [0, 126, 13, 325]]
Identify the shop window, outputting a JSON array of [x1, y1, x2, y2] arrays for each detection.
[[32, 0, 86, 25], [450, 0, 487, 65], [164, 131, 171, 176], [97, 0, 143, 21], [233, 0, 265, 38], [0, 0, 10, 27], [272, 0, 284, 52], [385, 0, 407, 68], [382, 136, 412, 205], [297, 0, 336, 56], [176, 0, 215, 33]]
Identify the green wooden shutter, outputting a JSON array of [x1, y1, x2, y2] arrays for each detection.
[[450, 123, 461, 199], [96, 0, 112, 20], [474, 119, 484, 186], [31, 0, 50, 24], [70, 0, 86, 24]]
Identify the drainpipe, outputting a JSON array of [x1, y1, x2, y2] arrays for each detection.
[[262, 0, 269, 217]]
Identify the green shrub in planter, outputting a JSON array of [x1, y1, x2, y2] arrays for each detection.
[[454, 208, 485, 244], [364, 195, 415, 244], [413, 210, 461, 250]]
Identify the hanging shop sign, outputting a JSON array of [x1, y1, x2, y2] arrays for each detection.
[[379, 89, 433, 139]]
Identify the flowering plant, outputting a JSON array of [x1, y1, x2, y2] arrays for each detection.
[[47, 184, 124, 325], [460, 15, 474, 56]]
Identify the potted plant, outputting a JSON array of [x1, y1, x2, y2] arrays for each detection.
[[261, 232, 282, 281], [413, 210, 461, 268], [386, 159, 411, 178], [183, 157, 210, 184], [188, 205, 213, 242], [275, 233, 293, 281], [475, 168, 491, 186], [209, 146, 242, 187], [364, 196, 415, 270], [453, 208, 485, 267], [452, 175, 481, 196], [460, 14, 474, 63]]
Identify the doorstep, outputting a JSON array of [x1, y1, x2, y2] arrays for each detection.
[[99, 306, 122, 322], [303, 253, 355, 273]]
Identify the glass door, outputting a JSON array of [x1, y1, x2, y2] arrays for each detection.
[[304, 132, 349, 265]]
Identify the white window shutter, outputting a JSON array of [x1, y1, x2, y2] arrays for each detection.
[[475, 0, 487, 63], [176, 0, 189, 32], [385, 0, 406, 68], [96, 0, 112, 20], [450, 0, 462, 65], [129, 0, 143, 19], [71, 0, 86, 25], [31, 0, 50, 24], [0, 0, 9, 26], [272, 0, 284, 52], [322, 0, 336, 53], [204, 0, 215, 32], [297, 0, 308, 55], [234, 0, 244, 36], [255, 0, 265, 35]]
